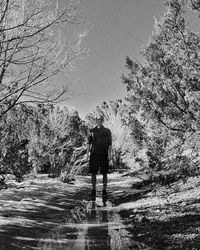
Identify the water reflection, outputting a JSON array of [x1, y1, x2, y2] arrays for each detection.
[[38, 198, 130, 250], [85, 200, 111, 250]]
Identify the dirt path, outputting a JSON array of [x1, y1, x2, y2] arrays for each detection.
[[1, 173, 200, 249], [0, 173, 143, 250]]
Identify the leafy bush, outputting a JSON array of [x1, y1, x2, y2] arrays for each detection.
[[0, 103, 87, 181], [2, 140, 31, 182], [59, 164, 76, 183], [27, 105, 87, 178]]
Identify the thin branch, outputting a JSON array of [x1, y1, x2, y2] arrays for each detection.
[[0, 0, 9, 24]]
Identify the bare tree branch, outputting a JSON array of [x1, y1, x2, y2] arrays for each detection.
[[0, 0, 87, 117]]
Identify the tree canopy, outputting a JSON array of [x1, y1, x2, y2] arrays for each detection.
[[122, 0, 200, 133]]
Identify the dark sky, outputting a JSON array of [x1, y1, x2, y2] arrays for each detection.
[[57, 0, 199, 118]]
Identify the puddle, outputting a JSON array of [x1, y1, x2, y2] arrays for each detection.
[[37, 197, 132, 250], [2, 174, 200, 249], [0, 175, 146, 249]]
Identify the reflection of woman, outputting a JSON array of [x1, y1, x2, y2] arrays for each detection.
[[85, 202, 111, 250]]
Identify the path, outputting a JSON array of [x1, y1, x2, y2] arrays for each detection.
[[0, 173, 144, 250], [3, 172, 200, 249]]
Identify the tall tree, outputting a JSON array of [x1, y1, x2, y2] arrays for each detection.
[[122, 0, 200, 133], [0, 0, 87, 118], [122, 0, 200, 171]]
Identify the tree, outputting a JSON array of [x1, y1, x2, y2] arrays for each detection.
[[0, 102, 87, 180], [189, 0, 200, 11], [123, 0, 200, 133], [28, 105, 84, 175], [122, 0, 200, 175], [0, 0, 87, 118], [0, 104, 35, 181]]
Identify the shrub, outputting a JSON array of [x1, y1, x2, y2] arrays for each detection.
[[2, 140, 31, 182]]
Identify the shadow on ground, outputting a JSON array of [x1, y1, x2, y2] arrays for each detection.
[[1, 173, 200, 249], [119, 201, 200, 250], [0, 174, 142, 250]]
